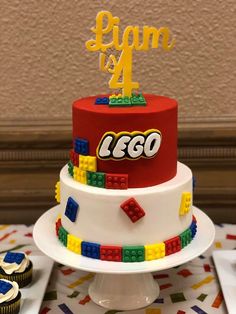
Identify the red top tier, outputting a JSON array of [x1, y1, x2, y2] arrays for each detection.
[[73, 94, 177, 188]]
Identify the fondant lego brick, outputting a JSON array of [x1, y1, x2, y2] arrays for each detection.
[[87, 171, 105, 188], [74, 138, 89, 155], [68, 161, 74, 177], [145, 243, 165, 261], [95, 97, 109, 105], [55, 181, 60, 203], [81, 241, 100, 259], [122, 246, 145, 262], [120, 197, 145, 223], [67, 234, 82, 254], [70, 149, 79, 166], [55, 218, 62, 236], [73, 166, 87, 184], [58, 226, 68, 247], [100, 245, 122, 262], [109, 95, 132, 107], [105, 173, 128, 189], [65, 197, 79, 222], [0, 280, 12, 295], [179, 192, 192, 216], [164, 236, 181, 256], [79, 155, 97, 172], [180, 229, 192, 248], [3, 252, 25, 265], [190, 220, 197, 238], [130, 93, 146, 106]]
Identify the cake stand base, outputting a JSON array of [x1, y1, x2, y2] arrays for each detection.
[[33, 206, 215, 310], [89, 272, 159, 310]]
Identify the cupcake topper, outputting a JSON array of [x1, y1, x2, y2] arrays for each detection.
[[86, 11, 175, 97]]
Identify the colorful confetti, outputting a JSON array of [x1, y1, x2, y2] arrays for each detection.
[[197, 294, 208, 302], [177, 311, 186, 314], [191, 275, 214, 289], [203, 264, 211, 272], [215, 241, 222, 248], [211, 291, 224, 308], [191, 305, 207, 314], [43, 290, 58, 301], [40, 307, 51, 314], [177, 269, 193, 277], [226, 234, 236, 240], [67, 291, 80, 298], [170, 292, 186, 303], [153, 274, 169, 279], [58, 303, 74, 314], [0, 230, 16, 242], [160, 283, 172, 290], [61, 268, 76, 276], [67, 273, 94, 288], [146, 309, 161, 314], [79, 295, 91, 305]]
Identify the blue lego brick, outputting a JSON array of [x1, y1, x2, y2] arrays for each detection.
[[0, 280, 12, 295], [81, 241, 100, 259], [74, 138, 89, 155], [3, 252, 25, 265], [95, 97, 109, 105], [190, 221, 197, 238], [65, 197, 79, 222]]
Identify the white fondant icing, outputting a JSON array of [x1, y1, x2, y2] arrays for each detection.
[[113, 136, 130, 158], [144, 131, 161, 157], [128, 135, 144, 158], [0, 253, 30, 275], [0, 279, 19, 304], [60, 162, 193, 245]]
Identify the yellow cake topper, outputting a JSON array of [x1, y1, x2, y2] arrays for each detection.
[[86, 11, 175, 97]]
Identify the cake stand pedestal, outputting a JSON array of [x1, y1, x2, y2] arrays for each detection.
[[33, 206, 215, 311]]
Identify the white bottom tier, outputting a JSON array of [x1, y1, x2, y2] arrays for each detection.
[[59, 162, 192, 246]]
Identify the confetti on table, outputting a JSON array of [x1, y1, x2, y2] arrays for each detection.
[[215, 241, 222, 248], [67, 291, 80, 298], [61, 268, 76, 276], [203, 264, 211, 272], [226, 234, 236, 240], [67, 273, 94, 288], [0, 230, 16, 241], [24, 232, 33, 237], [177, 311, 186, 314], [0, 225, 9, 231], [40, 307, 51, 314], [191, 305, 207, 314], [9, 239, 16, 244], [177, 269, 192, 277], [197, 294, 208, 302], [153, 274, 169, 279], [191, 275, 214, 289], [160, 283, 172, 290], [170, 292, 186, 303], [154, 298, 164, 303], [58, 303, 74, 314], [146, 309, 161, 314], [43, 290, 58, 301], [211, 291, 224, 308], [79, 295, 91, 305]]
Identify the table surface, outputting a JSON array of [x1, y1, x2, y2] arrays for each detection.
[[0, 223, 235, 314]]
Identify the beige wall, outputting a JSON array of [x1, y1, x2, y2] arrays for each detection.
[[0, 0, 235, 121]]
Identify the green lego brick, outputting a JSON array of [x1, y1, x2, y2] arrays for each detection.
[[109, 96, 132, 107], [130, 93, 146, 106], [180, 228, 192, 248], [87, 171, 105, 188], [122, 246, 145, 262], [58, 226, 68, 247], [68, 161, 74, 177]]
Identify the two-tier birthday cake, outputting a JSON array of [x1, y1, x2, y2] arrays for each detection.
[[54, 11, 197, 263]]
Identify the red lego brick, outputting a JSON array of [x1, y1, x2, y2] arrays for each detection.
[[100, 245, 122, 262], [55, 218, 62, 236], [69, 149, 79, 167], [120, 197, 145, 223], [164, 236, 181, 256], [105, 173, 128, 189]]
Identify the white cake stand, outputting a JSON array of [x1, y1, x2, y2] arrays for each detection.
[[33, 206, 215, 311]]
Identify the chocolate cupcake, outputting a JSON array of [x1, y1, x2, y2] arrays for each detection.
[[0, 279, 21, 314], [0, 252, 33, 288]]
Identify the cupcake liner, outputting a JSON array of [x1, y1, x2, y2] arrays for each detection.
[[0, 261, 33, 288], [0, 291, 21, 314]]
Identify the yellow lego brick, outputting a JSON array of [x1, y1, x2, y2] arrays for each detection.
[[179, 192, 192, 216], [79, 155, 97, 172], [145, 243, 165, 261], [73, 166, 87, 184], [55, 181, 60, 203], [67, 234, 82, 254]]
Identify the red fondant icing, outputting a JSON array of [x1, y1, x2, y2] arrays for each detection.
[[73, 94, 177, 188]]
